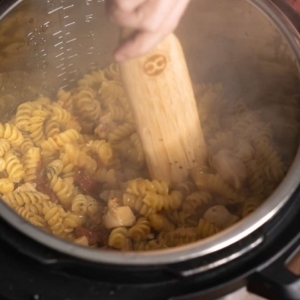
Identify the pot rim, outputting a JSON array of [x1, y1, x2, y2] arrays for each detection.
[[0, 0, 299, 266]]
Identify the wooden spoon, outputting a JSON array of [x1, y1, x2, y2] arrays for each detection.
[[119, 31, 207, 185]]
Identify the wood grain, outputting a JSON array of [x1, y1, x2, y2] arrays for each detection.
[[120, 33, 207, 184]]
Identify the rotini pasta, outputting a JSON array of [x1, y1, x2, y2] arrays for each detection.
[[128, 217, 151, 241], [2, 191, 49, 208], [148, 213, 174, 232], [197, 218, 220, 239], [0, 139, 10, 156], [15, 206, 45, 227], [0, 157, 6, 172], [0, 123, 24, 147], [0, 63, 294, 252], [4, 150, 25, 183], [49, 175, 74, 208], [0, 178, 14, 194], [108, 227, 132, 251], [22, 147, 41, 182], [28, 109, 47, 145]]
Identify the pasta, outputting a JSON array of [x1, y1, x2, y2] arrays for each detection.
[[148, 213, 174, 232], [0, 63, 297, 251], [2, 191, 49, 208], [108, 227, 131, 251], [0, 139, 10, 156], [4, 150, 25, 183], [28, 109, 47, 145], [22, 147, 41, 182], [44, 119, 60, 139], [49, 175, 74, 208], [15, 206, 45, 227], [0, 123, 24, 147], [0, 157, 6, 172], [0, 178, 14, 194], [128, 217, 151, 241]]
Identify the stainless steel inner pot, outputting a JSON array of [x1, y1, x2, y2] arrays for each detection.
[[0, 0, 299, 266]]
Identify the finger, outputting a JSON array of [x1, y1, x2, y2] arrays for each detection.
[[109, 0, 175, 31], [114, 0, 190, 61], [114, 30, 167, 62], [135, 0, 177, 31], [136, 0, 189, 32], [105, 0, 148, 27], [110, 0, 190, 32]]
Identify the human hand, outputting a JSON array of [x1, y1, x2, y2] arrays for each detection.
[[106, 0, 191, 62]]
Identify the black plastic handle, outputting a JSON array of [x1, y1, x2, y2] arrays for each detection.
[[248, 230, 300, 300]]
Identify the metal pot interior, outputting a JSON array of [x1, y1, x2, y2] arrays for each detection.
[[0, 0, 299, 265]]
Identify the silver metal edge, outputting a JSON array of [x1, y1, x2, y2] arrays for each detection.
[[0, 0, 299, 266], [0, 0, 23, 19]]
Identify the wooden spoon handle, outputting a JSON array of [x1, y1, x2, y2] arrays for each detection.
[[119, 32, 207, 185]]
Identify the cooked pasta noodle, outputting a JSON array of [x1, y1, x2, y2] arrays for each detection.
[[0, 178, 14, 194], [128, 217, 151, 241], [0, 139, 10, 156], [4, 150, 25, 183], [0, 123, 24, 147], [0, 63, 296, 252], [22, 147, 40, 182]]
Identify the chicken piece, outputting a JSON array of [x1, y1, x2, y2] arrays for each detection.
[[15, 182, 37, 192], [103, 197, 136, 229], [74, 236, 89, 247], [203, 205, 239, 229], [211, 150, 247, 190]]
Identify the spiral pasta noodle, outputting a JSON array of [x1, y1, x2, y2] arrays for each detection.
[[0, 139, 10, 156], [50, 103, 71, 124], [108, 227, 132, 251], [57, 89, 74, 113], [44, 119, 60, 139], [2, 191, 49, 208], [75, 88, 101, 122], [15, 102, 34, 131], [133, 239, 168, 251], [45, 159, 64, 180], [71, 194, 88, 215], [63, 143, 97, 174], [159, 227, 198, 247], [20, 132, 34, 154], [182, 191, 212, 213], [143, 190, 183, 212], [87, 140, 113, 165], [126, 179, 169, 196], [15, 206, 45, 227], [148, 213, 174, 232], [22, 147, 41, 182], [197, 219, 220, 239], [49, 175, 74, 208], [42, 202, 67, 238], [122, 193, 154, 217], [40, 129, 80, 155], [128, 217, 151, 241], [0, 157, 6, 172], [0, 123, 24, 147], [0, 178, 14, 194], [4, 150, 25, 183], [108, 122, 135, 143], [0, 64, 294, 252], [28, 110, 47, 145]]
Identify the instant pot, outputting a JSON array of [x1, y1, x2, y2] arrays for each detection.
[[0, 0, 300, 299]]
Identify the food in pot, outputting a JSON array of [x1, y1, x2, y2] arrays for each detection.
[[0, 63, 298, 251]]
